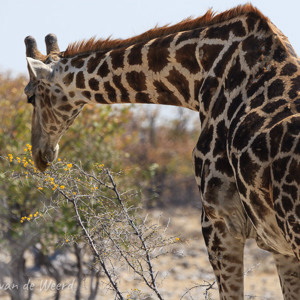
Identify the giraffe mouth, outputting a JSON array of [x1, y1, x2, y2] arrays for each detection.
[[33, 146, 59, 172], [35, 151, 50, 172]]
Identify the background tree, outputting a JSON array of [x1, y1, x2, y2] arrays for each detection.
[[0, 71, 200, 299]]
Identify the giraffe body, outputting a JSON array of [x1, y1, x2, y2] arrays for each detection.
[[24, 4, 300, 298]]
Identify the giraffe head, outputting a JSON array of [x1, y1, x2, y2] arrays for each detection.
[[24, 34, 81, 171]]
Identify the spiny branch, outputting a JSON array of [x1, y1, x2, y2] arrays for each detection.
[[106, 169, 163, 300], [71, 196, 124, 300]]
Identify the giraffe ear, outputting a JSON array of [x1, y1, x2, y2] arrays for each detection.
[[26, 57, 52, 81]]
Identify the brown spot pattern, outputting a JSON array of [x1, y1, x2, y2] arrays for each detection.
[[89, 78, 99, 91], [205, 21, 246, 40], [95, 93, 106, 103], [153, 80, 181, 106], [97, 60, 110, 77], [76, 71, 85, 89], [74, 100, 86, 106], [113, 75, 129, 101], [176, 43, 200, 74], [111, 48, 125, 69], [200, 44, 224, 72], [128, 43, 143, 65], [87, 52, 104, 74], [225, 56, 246, 91], [268, 79, 284, 99], [280, 63, 297, 76], [82, 91, 91, 100], [63, 72, 74, 87], [71, 56, 85, 68], [104, 82, 116, 102], [147, 36, 172, 73], [58, 104, 73, 111], [126, 71, 147, 91], [166, 68, 190, 101], [136, 92, 150, 103]]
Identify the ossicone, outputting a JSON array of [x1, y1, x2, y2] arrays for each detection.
[[24, 36, 46, 61], [45, 33, 60, 55]]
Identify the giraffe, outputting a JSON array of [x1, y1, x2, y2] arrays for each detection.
[[24, 4, 300, 299]]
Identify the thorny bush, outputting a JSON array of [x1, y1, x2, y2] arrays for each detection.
[[1, 149, 179, 299]]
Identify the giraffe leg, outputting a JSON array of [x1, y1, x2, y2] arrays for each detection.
[[256, 237, 300, 299], [202, 210, 245, 300], [272, 253, 300, 300]]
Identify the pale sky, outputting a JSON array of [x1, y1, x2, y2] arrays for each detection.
[[1, 0, 300, 75]]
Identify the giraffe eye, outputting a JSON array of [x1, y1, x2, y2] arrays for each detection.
[[27, 95, 36, 106]]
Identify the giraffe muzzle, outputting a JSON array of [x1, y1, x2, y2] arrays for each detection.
[[33, 145, 59, 172]]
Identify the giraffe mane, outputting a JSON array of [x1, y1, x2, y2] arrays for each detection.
[[63, 3, 268, 58]]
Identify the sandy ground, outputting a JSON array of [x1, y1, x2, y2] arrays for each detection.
[[0, 208, 283, 300]]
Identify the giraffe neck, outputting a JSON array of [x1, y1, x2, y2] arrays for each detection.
[[55, 12, 298, 120], [58, 32, 204, 111]]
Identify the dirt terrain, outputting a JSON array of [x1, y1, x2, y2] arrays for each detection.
[[0, 208, 283, 300], [112, 208, 282, 300]]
